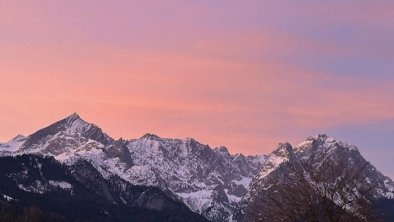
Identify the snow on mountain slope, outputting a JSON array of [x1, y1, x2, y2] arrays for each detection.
[[256, 143, 291, 180], [0, 113, 265, 222], [293, 135, 394, 198], [0, 134, 27, 154], [122, 135, 265, 220], [19, 113, 113, 154], [238, 134, 394, 222]]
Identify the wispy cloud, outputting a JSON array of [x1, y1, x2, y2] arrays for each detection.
[[1, 1, 393, 179]]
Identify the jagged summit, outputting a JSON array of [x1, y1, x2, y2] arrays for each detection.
[[59, 112, 97, 132], [304, 133, 336, 144], [140, 133, 203, 145], [296, 134, 359, 154], [264, 135, 336, 158], [64, 112, 80, 120], [17, 113, 113, 152]]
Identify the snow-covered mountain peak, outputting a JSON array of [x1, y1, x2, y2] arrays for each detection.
[[62, 113, 94, 134], [7, 113, 112, 156], [297, 134, 335, 149], [239, 135, 394, 222], [294, 134, 360, 158], [246, 136, 366, 197], [57, 113, 109, 138], [64, 112, 80, 121]]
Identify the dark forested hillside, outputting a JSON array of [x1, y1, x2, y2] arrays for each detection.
[[0, 155, 208, 222]]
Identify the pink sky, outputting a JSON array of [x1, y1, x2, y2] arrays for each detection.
[[1, 0, 394, 178]]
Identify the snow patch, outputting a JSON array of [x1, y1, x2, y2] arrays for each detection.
[[49, 180, 73, 190], [384, 179, 394, 192], [18, 180, 46, 194], [177, 190, 213, 213], [225, 189, 242, 203], [124, 165, 161, 187], [232, 176, 252, 188], [0, 135, 27, 152], [376, 188, 394, 199], [296, 140, 313, 150], [258, 153, 288, 179], [1, 194, 15, 201]]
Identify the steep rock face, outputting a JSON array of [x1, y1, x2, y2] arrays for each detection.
[[124, 135, 264, 220], [239, 135, 394, 222], [0, 113, 264, 221]]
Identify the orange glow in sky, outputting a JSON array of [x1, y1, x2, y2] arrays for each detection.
[[1, 0, 394, 173]]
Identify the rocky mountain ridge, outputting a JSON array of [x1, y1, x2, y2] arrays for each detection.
[[1, 114, 393, 221], [238, 134, 394, 222], [0, 113, 265, 221]]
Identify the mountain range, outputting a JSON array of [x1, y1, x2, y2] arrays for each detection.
[[1, 113, 393, 221]]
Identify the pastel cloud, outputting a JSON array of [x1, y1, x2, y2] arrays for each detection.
[[0, 1, 393, 177]]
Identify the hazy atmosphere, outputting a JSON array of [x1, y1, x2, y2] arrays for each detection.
[[1, 0, 393, 179]]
